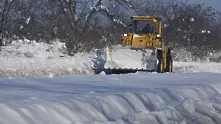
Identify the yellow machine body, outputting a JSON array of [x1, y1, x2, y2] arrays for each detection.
[[121, 16, 172, 73], [122, 16, 163, 48], [92, 16, 173, 74]]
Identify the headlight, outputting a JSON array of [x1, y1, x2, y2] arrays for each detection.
[[124, 34, 127, 36], [156, 34, 161, 37]]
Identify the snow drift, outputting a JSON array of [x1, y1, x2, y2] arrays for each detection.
[[1, 39, 221, 77], [0, 39, 94, 77], [0, 73, 221, 124], [1, 39, 221, 124]]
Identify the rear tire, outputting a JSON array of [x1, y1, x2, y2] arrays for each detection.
[[165, 48, 173, 72]]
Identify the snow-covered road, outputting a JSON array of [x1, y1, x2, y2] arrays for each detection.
[[1, 72, 221, 124]]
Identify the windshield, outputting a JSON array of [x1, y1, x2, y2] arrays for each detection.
[[133, 20, 156, 34]]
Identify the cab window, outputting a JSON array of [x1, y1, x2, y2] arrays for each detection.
[[133, 20, 156, 34]]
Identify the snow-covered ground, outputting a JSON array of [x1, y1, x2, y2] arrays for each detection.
[[1, 73, 221, 124], [1, 40, 221, 77], [0, 39, 93, 77], [1, 40, 221, 124]]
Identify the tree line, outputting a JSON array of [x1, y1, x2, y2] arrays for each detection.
[[0, 0, 221, 55]]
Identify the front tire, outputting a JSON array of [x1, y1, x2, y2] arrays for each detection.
[[156, 49, 163, 73]]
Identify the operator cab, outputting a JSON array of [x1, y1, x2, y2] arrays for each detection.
[[131, 16, 162, 35], [122, 16, 163, 48]]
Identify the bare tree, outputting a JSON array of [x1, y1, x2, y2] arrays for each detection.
[[0, 0, 16, 46], [0, 0, 220, 57], [56, 0, 132, 53]]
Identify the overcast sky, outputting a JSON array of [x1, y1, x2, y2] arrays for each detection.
[[189, 0, 221, 11]]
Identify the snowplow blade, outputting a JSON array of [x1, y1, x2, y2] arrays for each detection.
[[93, 68, 154, 75], [92, 46, 160, 75]]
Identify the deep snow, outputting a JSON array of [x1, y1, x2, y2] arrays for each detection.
[[0, 39, 93, 77], [1, 40, 221, 124], [1, 40, 221, 77], [1, 73, 221, 124]]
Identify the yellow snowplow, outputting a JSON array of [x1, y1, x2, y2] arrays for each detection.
[[92, 16, 173, 74]]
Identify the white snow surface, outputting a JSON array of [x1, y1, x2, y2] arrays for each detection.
[[1, 40, 221, 123], [1, 40, 221, 77], [1, 73, 221, 124], [0, 39, 93, 77]]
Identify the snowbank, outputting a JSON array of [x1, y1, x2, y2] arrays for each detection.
[[0, 39, 94, 77], [1, 39, 221, 77], [1, 39, 66, 58], [173, 61, 221, 73], [0, 73, 221, 124], [1, 39, 221, 124]]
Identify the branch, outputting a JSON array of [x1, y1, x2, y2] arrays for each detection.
[[115, 0, 138, 15], [78, 0, 90, 20], [81, 1, 126, 36], [68, 0, 77, 23], [0, 0, 16, 34], [57, 0, 76, 33], [81, 0, 103, 32], [5, 0, 16, 15]]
